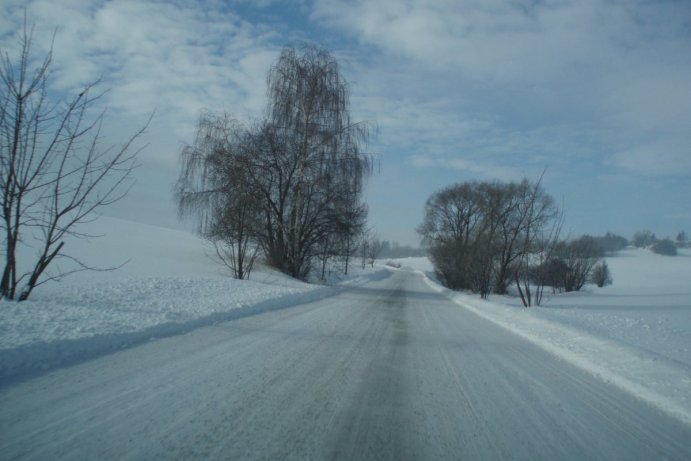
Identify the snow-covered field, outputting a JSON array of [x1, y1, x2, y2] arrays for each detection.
[[397, 250, 691, 424], [2, 217, 690, 425], [0, 217, 383, 381]]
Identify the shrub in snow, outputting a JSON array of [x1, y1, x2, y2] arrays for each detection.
[[633, 230, 656, 248], [534, 257, 570, 292], [593, 232, 628, 254], [548, 236, 604, 292], [651, 239, 677, 256], [590, 261, 613, 287]]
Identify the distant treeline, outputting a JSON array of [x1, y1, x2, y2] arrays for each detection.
[[378, 241, 426, 259], [592, 230, 687, 256], [418, 177, 688, 308]]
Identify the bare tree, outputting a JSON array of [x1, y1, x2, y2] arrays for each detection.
[[365, 233, 384, 268], [511, 176, 562, 307], [175, 45, 373, 281], [358, 229, 381, 270], [207, 192, 260, 280], [552, 236, 603, 292], [418, 182, 482, 291], [419, 178, 560, 302], [1, 24, 148, 301], [263, 45, 373, 278], [632, 230, 656, 248], [359, 234, 369, 271], [476, 180, 520, 296], [316, 191, 366, 280], [175, 112, 260, 279], [589, 260, 612, 287]]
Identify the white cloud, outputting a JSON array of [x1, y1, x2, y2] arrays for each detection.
[[312, 0, 614, 81], [409, 154, 523, 181], [609, 140, 691, 177], [1, 0, 282, 167], [2, 0, 688, 238], [312, 0, 691, 177]]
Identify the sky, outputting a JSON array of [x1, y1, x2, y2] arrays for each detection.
[[1, 0, 690, 246]]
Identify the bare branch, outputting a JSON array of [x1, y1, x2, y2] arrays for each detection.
[[1, 23, 150, 300]]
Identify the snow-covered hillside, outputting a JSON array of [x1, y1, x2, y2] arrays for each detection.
[[0, 217, 381, 381], [2, 218, 690, 424]]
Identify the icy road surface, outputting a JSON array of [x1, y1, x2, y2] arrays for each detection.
[[2, 269, 690, 460]]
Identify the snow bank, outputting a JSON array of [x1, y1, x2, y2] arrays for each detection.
[[0, 216, 387, 383], [400, 251, 691, 425], [3, 214, 689, 428], [0, 277, 325, 381]]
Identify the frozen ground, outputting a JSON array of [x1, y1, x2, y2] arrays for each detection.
[[3, 268, 690, 459], [2, 219, 691, 459], [396, 249, 691, 424], [2, 218, 690, 427]]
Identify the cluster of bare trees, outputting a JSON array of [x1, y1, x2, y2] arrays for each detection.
[[418, 178, 562, 306], [633, 229, 686, 255], [1, 25, 147, 301], [546, 236, 606, 292], [419, 179, 618, 306], [359, 232, 384, 270], [175, 45, 373, 280]]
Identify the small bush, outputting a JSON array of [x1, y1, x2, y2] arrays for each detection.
[[633, 230, 656, 247], [544, 236, 604, 292], [594, 232, 628, 254], [534, 257, 570, 291], [651, 239, 677, 256], [590, 261, 613, 287]]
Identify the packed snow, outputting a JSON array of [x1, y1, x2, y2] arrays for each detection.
[[397, 250, 691, 425], [2, 217, 690, 427], [5, 268, 690, 459]]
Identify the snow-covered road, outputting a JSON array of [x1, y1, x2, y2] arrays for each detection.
[[2, 269, 690, 460]]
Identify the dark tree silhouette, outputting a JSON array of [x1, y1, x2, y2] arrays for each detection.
[[175, 45, 373, 280], [418, 178, 559, 303]]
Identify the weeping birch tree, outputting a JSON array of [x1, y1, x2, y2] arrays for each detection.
[[176, 45, 373, 280]]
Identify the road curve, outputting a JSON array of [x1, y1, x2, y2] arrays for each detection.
[[1, 269, 690, 460]]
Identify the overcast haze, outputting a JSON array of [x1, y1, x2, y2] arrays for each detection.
[[2, 0, 689, 245]]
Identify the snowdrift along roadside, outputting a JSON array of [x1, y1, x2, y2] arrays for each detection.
[[0, 270, 390, 384], [0, 216, 390, 384], [417, 271, 691, 427]]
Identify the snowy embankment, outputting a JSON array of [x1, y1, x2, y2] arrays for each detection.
[[398, 250, 691, 425], [0, 217, 385, 382], [3, 217, 689, 426]]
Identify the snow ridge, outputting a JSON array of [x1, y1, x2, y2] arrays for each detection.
[[0, 270, 391, 384], [419, 273, 691, 426]]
